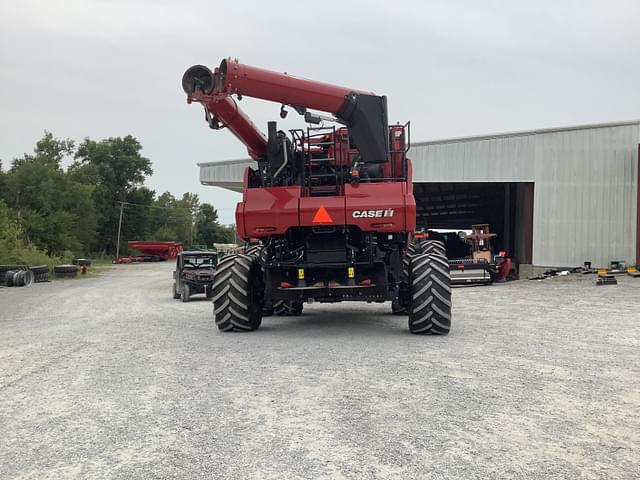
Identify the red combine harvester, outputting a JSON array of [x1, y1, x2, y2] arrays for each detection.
[[182, 58, 451, 334]]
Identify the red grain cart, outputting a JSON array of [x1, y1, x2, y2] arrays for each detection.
[[126, 241, 183, 261]]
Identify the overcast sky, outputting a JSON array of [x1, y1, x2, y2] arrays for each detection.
[[1, 0, 639, 223]]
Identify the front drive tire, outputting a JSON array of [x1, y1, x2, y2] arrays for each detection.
[[212, 254, 263, 332], [173, 283, 181, 299], [290, 301, 303, 316], [408, 253, 452, 335], [182, 283, 190, 302], [273, 300, 303, 316], [391, 299, 405, 315]]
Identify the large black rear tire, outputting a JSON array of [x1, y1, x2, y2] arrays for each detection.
[[212, 254, 263, 332], [420, 239, 446, 257], [395, 240, 424, 315], [244, 245, 262, 257], [408, 253, 452, 335]]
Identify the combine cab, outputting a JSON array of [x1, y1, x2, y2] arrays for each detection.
[[182, 58, 452, 334]]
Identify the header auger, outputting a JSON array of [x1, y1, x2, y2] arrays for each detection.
[[182, 57, 452, 334]]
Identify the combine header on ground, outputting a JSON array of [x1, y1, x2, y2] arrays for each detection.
[[182, 57, 452, 334], [127, 241, 183, 261]]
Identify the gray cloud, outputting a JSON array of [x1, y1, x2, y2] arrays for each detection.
[[1, 0, 639, 223]]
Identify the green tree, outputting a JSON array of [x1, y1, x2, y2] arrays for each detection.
[[149, 191, 178, 241], [73, 135, 152, 253], [176, 193, 199, 246], [194, 203, 219, 247], [0, 199, 21, 254], [2, 132, 97, 255], [146, 192, 199, 247], [216, 224, 237, 244], [122, 186, 156, 248], [194, 203, 236, 246], [0, 159, 6, 194]]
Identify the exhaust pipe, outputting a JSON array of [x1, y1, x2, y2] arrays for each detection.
[[182, 65, 215, 95]]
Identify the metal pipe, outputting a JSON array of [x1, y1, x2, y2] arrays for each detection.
[[204, 96, 267, 160], [217, 58, 371, 114], [273, 137, 289, 180], [183, 65, 268, 160]]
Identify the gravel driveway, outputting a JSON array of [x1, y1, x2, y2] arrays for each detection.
[[1, 263, 639, 479]]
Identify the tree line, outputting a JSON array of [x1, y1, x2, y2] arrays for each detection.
[[0, 132, 235, 264]]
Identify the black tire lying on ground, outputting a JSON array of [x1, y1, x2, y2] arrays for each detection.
[[212, 254, 263, 332], [54, 264, 78, 278], [72, 258, 92, 267], [1, 264, 27, 272], [34, 272, 50, 283], [29, 265, 49, 275], [408, 253, 452, 335], [30, 265, 50, 282]]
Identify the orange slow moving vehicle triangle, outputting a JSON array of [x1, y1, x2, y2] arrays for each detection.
[[312, 205, 333, 223]]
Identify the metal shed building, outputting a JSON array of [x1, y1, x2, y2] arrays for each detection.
[[199, 120, 640, 270]]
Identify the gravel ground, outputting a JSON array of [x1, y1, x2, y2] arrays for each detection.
[[1, 263, 639, 479]]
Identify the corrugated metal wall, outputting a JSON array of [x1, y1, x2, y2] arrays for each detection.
[[531, 124, 639, 267], [411, 133, 536, 183], [410, 122, 640, 267], [199, 122, 640, 267]]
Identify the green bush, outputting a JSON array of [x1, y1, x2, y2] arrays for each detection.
[[0, 199, 64, 267]]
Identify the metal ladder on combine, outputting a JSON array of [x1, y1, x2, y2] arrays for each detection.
[[304, 126, 339, 197]]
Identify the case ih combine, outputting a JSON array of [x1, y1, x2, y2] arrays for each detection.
[[182, 58, 452, 334]]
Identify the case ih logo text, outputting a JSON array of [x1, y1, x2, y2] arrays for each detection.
[[352, 209, 395, 218]]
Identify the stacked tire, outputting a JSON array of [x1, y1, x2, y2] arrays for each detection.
[[54, 264, 78, 278], [1, 265, 23, 285], [3, 268, 34, 287], [73, 258, 92, 267], [29, 265, 50, 283]]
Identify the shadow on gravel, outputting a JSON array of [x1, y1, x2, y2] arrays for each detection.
[[259, 310, 417, 338], [178, 297, 212, 303]]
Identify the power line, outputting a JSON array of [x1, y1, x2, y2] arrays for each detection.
[[112, 200, 236, 211]]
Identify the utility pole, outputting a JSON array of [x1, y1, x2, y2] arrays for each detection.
[[116, 201, 125, 259]]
